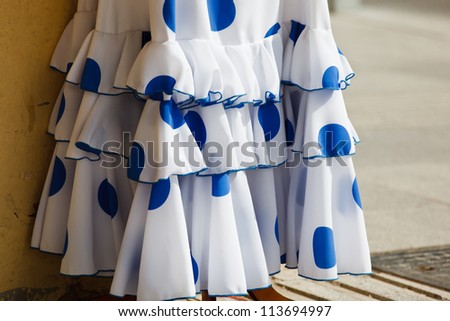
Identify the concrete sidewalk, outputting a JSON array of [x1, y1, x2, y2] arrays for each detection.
[[332, 0, 450, 253], [274, 0, 450, 300]]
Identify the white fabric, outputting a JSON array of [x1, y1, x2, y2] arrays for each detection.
[[66, 0, 150, 95], [61, 156, 133, 276], [50, 0, 98, 73], [286, 156, 371, 280], [31, 143, 75, 254], [281, 0, 354, 90], [287, 87, 359, 157], [33, 0, 372, 301]]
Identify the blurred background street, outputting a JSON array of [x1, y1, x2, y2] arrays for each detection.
[[334, 0, 450, 253]]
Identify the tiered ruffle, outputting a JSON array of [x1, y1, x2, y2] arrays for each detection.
[[50, 0, 98, 74], [278, 0, 371, 281], [33, 0, 372, 301], [33, 0, 146, 278], [32, 1, 98, 254]]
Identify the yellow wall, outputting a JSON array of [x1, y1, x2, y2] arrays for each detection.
[[0, 0, 110, 300]]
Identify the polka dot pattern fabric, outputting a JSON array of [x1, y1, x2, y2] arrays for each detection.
[[33, 0, 372, 301]]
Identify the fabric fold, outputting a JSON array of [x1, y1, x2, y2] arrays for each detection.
[[281, 0, 354, 91], [50, 0, 98, 73]]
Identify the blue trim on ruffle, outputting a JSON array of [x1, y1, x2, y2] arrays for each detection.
[[196, 159, 288, 178], [112, 85, 134, 91], [185, 90, 224, 108], [132, 91, 149, 103], [129, 168, 209, 185], [127, 159, 288, 185], [338, 271, 373, 277], [222, 93, 282, 110], [247, 284, 274, 292], [297, 271, 373, 282], [284, 265, 298, 270], [208, 293, 249, 298], [164, 295, 198, 302], [298, 274, 339, 282], [290, 150, 357, 160], [269, 270, 281, 277], [127, 84, 195, 109], [65, 79, 133, 97], [65, 155, 102, 162], [60, 270, 116, 278], [220, 93, 247, 108], [63, 145, 288, 183], [196, 165, 258, 177], [50, 65, 69, 75], [67, 143, 129, 161], [65, 68, 283, 110], [165, 90, 282, 110], [126, 84, 282, 111], [281, 76, 354, 92]]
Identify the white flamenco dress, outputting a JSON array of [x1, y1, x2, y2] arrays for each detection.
[[33, 0, 372, 301]]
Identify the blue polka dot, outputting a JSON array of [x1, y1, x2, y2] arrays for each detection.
[[56, 94, 66, 125], [290, 21, 306, 45], [275, 217, 280, 245], [98, 179, 119, 219], [49, 156, 66, 197], [185, 111, 207, 150], [145, 75, 176, 98], [81, 58, 101, 92], [160, 100, 185, 130], [318, 124, 351, 157], [191, 254, 199, 284], [322, 66, 340, 90], [352, 178, 363, 209], [128, 142, 145, 181], [162, 0, 176, 32], [258, 102, 281, 142], [149, 179, 171, 211], [285, 119, 295, 146], [265, 23, 281, 38], [338, 47, 344, 55], [313, 227, 337, 269], [212, 173, 230, 197], [207, 0, 236, 32]]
